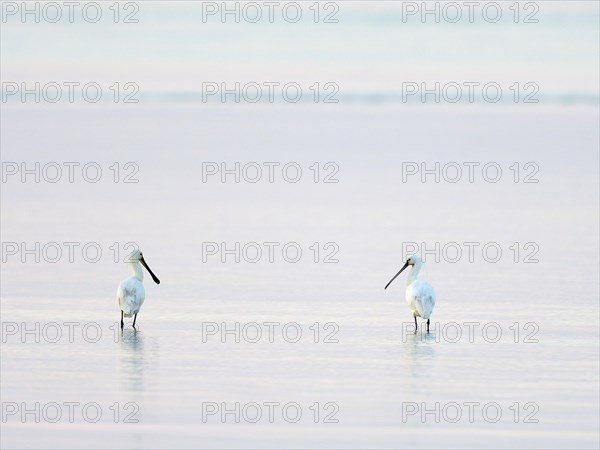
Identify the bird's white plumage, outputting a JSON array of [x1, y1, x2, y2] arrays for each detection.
[[406, 279, 435, 319], [385, 255, 436, 328], [116, 249, 159, 326], [117, 276, 145, 317]]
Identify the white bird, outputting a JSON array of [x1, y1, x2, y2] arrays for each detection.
[[385, 255, 436, 332], [117, 249, 160, 329]]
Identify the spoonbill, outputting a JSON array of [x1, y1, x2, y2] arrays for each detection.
[[385, 255, 436, 332], [117, 249, 160, 329]]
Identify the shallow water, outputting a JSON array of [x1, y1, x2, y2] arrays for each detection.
[[1, 104, 598, 449]]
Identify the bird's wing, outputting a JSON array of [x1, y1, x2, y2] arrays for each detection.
[[116, 283, 126, 306], [411, 280, 436, 319], [117, 278, 145, 315]]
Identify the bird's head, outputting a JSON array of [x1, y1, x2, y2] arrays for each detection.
[[405, 255, 421, 266], [127, 249, 160, 285], [128, 249, 144, 262], [384, 254, 421, 290]]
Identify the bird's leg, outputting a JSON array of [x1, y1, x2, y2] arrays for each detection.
[[132, 313, 138, 330], [427, 319, 430, 333], [414, 314, 418, 334], [120, 310, 124, 329]]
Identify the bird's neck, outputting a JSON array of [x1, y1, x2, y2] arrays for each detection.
[[130, 261, 144, 281], [407, 262, 422, 285]]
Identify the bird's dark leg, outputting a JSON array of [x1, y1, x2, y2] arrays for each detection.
[[120, 310, 124, 329], [132, 313, 138, 330], [427, 319, 430, 333], [414, 314, 418, 334]]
